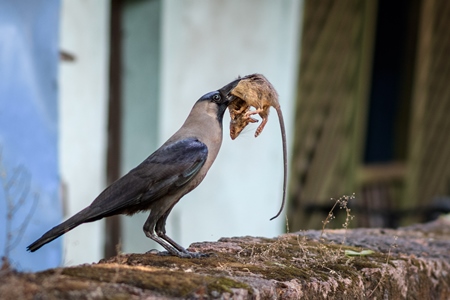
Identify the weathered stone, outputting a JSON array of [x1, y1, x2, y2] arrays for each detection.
[[1, 217, 449, 299]]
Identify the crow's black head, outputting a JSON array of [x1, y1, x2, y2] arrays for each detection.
[[196, 78, 243, 124]]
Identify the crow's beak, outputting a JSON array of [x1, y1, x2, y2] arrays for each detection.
[[219, 77, 242, 104]]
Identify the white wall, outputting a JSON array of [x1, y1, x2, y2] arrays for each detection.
[[120, 0, 162, 254], [58, 0, 303, 262], [59, 0, 110, 266], [159, 0, 303, 249]]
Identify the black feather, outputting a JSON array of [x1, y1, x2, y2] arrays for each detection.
[[27, 137, 208, 252]]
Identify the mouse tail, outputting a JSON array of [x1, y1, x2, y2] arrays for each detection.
[[270, 106, 287, 221]]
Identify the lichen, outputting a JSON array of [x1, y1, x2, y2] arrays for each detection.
[[1, 218, 450, 299]]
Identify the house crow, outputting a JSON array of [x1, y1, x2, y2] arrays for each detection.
[[27, 78, 242, 258]]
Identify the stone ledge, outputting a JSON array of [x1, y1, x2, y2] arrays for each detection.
[[1, 216, 449, 299]]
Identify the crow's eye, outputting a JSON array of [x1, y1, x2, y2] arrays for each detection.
[[212, 94, 221, 102]]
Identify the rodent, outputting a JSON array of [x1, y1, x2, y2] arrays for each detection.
[[228, 74, 287, 220]]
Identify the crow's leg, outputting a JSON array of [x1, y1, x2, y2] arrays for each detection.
[[143, 204, 206, 258], [155, 208, 208, 258]]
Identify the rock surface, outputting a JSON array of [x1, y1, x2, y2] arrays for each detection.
[[1, 217, 450, 299]]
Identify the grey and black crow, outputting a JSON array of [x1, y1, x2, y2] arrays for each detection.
[[27, 78, 242, 258]]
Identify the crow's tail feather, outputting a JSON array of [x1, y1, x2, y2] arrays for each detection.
[[27, 207, 91, 252]]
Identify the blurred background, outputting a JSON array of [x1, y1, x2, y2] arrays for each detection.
[[1, 0, 449, 272]]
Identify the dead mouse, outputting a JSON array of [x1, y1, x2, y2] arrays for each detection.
[[229, 73, 287, 221]]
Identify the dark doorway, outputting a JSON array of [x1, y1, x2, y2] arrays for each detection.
[[364, 0, 420, 164]]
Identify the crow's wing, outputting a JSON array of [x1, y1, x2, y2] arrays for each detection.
[[27, 137, 208, 252], [84, 137, 208, 221]]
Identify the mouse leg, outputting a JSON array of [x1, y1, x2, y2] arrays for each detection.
[[244, 108, 263, 117], [255, 117, 268, 137], [245, 109, 268, 137], [245, 116, 259, 123], [243, 109, 262, 123]]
